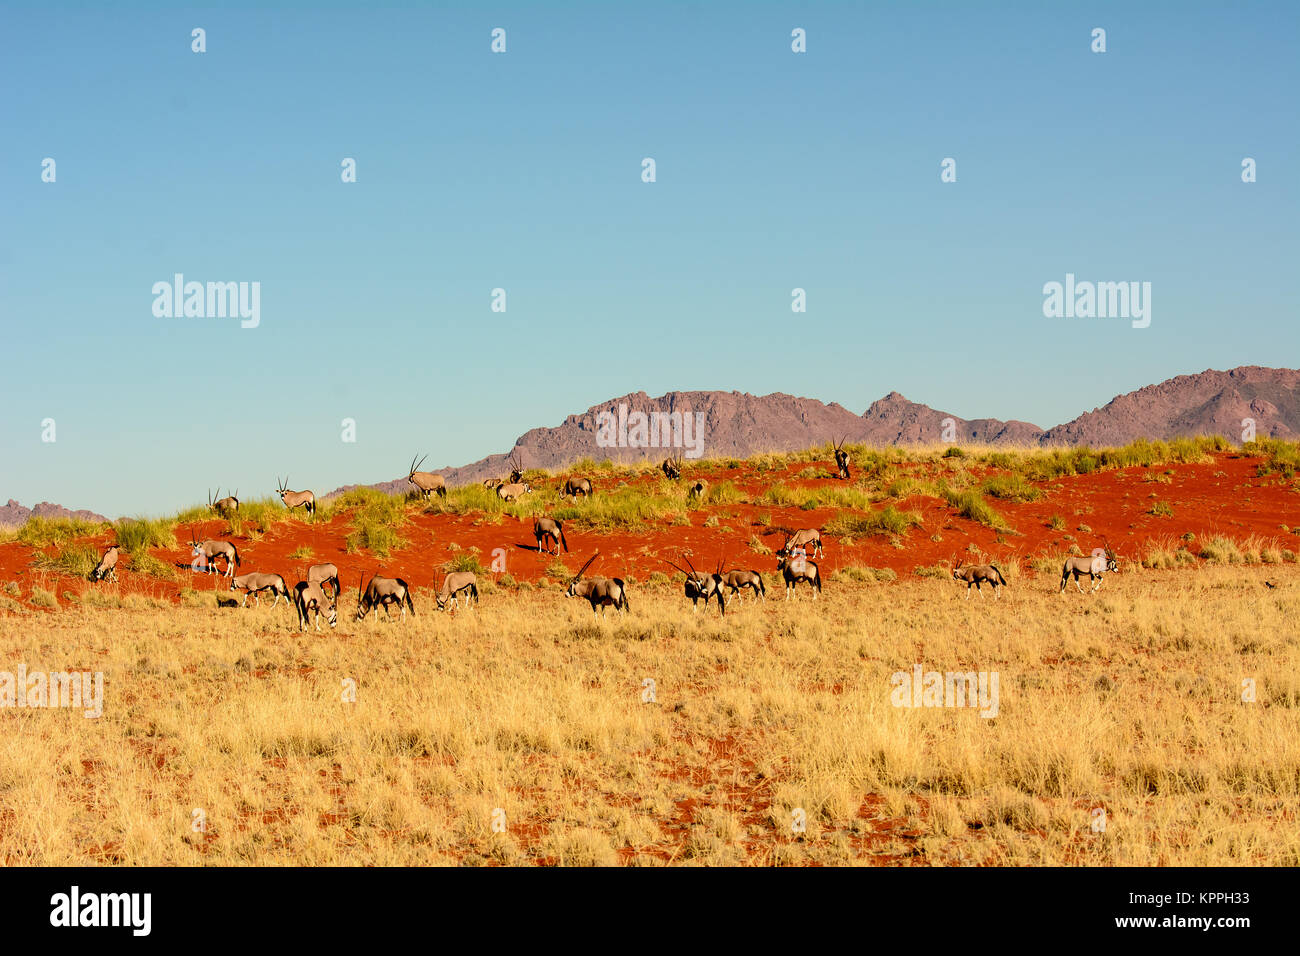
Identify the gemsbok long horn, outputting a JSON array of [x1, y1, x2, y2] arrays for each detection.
[[565, 551, 630, 617], [407, 454, 448, 499], [276, 476, 317, 518]]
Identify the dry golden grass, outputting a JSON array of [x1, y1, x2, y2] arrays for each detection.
[[1, 564, 1297, 866]]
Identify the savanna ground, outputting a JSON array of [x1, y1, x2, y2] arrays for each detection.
[[1, 437, 1298, 865]]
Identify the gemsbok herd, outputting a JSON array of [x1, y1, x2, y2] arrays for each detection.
[[80, 443, 1124, 629]]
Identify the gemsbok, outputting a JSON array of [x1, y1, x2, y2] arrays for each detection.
[[952, 557, 1009, 599], [276, 477, 316, 517], [565, 552, 630, 617], [666, 555, 726, 615], [496, 481, 531, 502], [777, 553, 822, 600], [210, 488, 239, 517], [355, 573, 416, 621], [435, 571, 479, 611], [90, 545, 121, 583], [506, 450, 524, 484], [688, 479, 708, 502], [189, 527, 241, 577], [721, 569, 766, 603], [770, 526, 825, 560], [561, 476, 593, 501], [307, 563, 340, 600], [832, 437, 851, 481], [407, 454, 447, 499], [230, 572, 290, 608], [1060, 541, 1119, 595], [662, 453, 682, 480], [534, 517, 568, 555], [294, 580, 337, 631]]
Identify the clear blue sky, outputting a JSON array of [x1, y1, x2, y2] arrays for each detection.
[[2, 1, 1297, 516]]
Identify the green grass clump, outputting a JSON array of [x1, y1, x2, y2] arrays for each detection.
[[32, 542, 100, 578], [115, 516, 175, 552], [16, 516, 107, 548], [445, 552, 488, 575], [941, 486, 1010, 530], [131, 554, 177, 580], [1148, 500, 1174, 517], [980, 473, 1041, 503], [822, 506, 921, 538], [30, 587, 58, 609], [1198, 536, 1243, 565]]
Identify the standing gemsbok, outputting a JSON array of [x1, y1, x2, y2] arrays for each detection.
[[407, 454, 447, 499], [667, 555, 727, 615], [90, 545, 121, 583], [210, 488, 239, 517], [355, 573, 416, 621], [534, 517, 568, 555], [952, 556, 1009, 599], [189, 527, 241, 577], [561, 476, 592, 501], [832, 437, 851, 481], [496, 480, 531, 502], [276, 477, 316, 517], [230, 572, 290, 608], [721, 568, 766, 603], [662, 453, 682, 480], [777, 553, 822, 600], [435, 571, 479, 611], [1060, 541, 1119, 594], [565, 552, 630, 617]]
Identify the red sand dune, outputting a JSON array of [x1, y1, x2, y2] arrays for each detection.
[[1, 450, 1294, 609]]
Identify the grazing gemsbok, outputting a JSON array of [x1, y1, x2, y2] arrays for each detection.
[[230, 572, 290, 608], [294, 580, 337, 631], [777, 553, 822, 600], [483, 478, 504, 490], [189, 527, 241, 577], [721, 568, 766, 603], [355, 573, 416, 621], [1059, 541, 1119, 595], [565, 552, 630, 617], [90, 545, 121, 583], [832, 437, 851, 481], [561, 476, 593, 501], [407, 454, 447, 499], [770, 526, 825, 560], [210, 488, 239, 517], [662, 453, 682, 480], [435, 571, 479, 611], [951, 557, 1009, 599], [276, 477, 316, 517], [307, 563, 340, 600], [534, 517, 568, 555], [688, 479, 708, 501], [496, 481, 531, 502], [666, 555, 726, 615]]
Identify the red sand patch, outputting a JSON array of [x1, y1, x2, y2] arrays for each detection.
[[1, 451, 1295, 608]]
